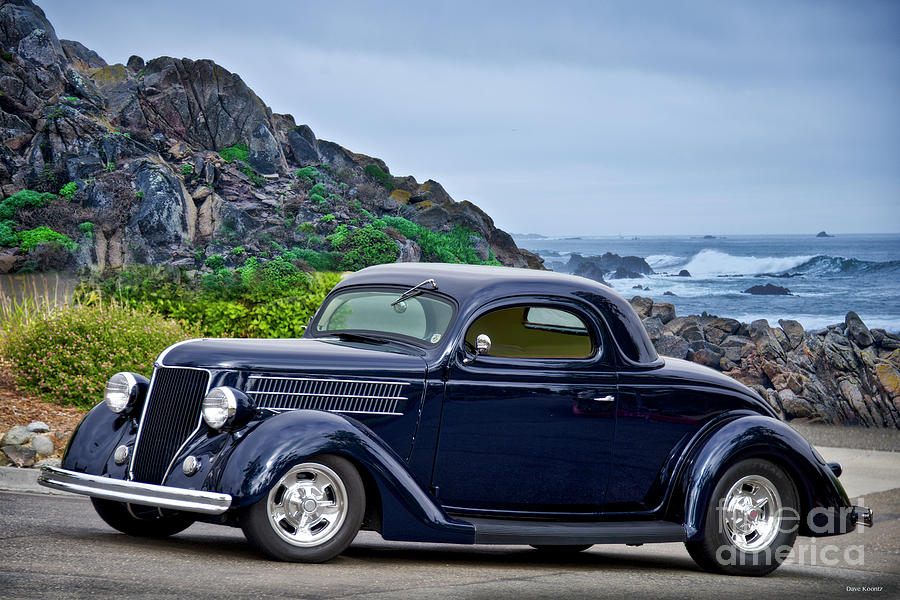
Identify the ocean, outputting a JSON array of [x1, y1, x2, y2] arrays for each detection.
[[512, 233, 900, 333]]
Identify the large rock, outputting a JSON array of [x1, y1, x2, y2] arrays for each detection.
[[30, 434, 54, 457], [655, 333, 690, 359], [778, 319, 805, 350], [629, 296, 653, 319], [743, 283, 792, 296], [1, 425, 33, 446], [1, 444, 36, 467], [650, 302, 676, 324], [845, 311, 873, 347], [128, 159, 196, 261]]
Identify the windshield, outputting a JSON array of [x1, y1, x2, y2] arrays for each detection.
[[312, 288, 455, 345]]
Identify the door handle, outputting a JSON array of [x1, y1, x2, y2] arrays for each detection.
[[593, 395, 615, 403]]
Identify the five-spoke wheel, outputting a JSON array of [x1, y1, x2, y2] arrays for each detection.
[[686, 458, 798, 576], [241, 454, 365, 562]]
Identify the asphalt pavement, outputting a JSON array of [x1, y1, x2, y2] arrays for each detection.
[[0, 425, 897, 599]]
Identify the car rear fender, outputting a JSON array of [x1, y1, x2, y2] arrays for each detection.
[[667, 414, 851, 540], [214, 409, 474, 543]]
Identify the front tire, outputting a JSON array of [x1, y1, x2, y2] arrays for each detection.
[[685, 458, 799, 576], [91, 498, 194, 538], [241, 455, 365, 563]]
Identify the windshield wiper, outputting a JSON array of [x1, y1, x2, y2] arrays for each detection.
[[330, 332, 388, 345], [391, 279, 438, 306]]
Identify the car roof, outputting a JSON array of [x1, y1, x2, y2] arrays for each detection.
[[333, 263, 660, 365]]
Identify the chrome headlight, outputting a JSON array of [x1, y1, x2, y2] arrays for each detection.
[[104, 372, 147, 414], [202, 387, 253, 430]]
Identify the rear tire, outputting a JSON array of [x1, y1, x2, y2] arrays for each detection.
[[91, 498, 194, 538], [685, 458, 799, 576], [241, 454, 365, 563]]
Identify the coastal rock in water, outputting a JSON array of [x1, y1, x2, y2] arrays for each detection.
[[816, 231, 833, 238], [573, 263, 608, 285], [629, 296, 653, 319], [609, 267, 644, 279], [656, 333, 690, 359], [677, 269, 691, 277], [743, 283, 792, 296], [845, 311, 873, 347], [650, 302, 676, 324]]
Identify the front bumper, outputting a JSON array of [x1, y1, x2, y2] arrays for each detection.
[[37, 466, 232, 515], [851, 505, 874, 528]]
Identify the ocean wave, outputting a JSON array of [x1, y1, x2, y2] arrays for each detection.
[[677, 249, 814, 277], [645, 254, 683, 269], [793, 255, 900, 275]]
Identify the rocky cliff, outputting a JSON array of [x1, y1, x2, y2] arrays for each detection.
[[0, 0, 542, 273], [632, 296, 900, 428]]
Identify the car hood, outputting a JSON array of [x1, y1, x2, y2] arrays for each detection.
[[157, 337, 428, 378], [659, 357, 777, 417]]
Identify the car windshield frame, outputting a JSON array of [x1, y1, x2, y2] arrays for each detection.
[[307, 285, 459, 348]]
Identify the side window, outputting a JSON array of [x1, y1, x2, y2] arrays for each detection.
[[465, 305, 596, 359]]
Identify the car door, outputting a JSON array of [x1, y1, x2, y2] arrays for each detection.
[[432, 297, 617, 514]]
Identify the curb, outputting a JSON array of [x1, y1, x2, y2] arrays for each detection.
[[0, 465, 70, 496]]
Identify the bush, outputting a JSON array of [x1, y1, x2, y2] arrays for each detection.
[[363, 164, 394, 190], [0, 220, 17, 247], [284, 248, 338, 271], [240, 163, 265, 187], [309, 193, 327, 208], [219, 142, 249, 163], [180, 164, 194, 176], [376, 216, 499, 265], [337, 226, 399, 270], [0, 190, 55, 220], [295, 166, 320, 182], [78, 222, 94, 240], [81, 266, 344, 338], [205, 254, 226, 270], [59, 182, 77, 200], [17, 227, 78, 253], [4, 303, 201, 409]]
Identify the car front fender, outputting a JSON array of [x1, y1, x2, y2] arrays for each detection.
[[214, 410, 474, 543], [60, 402, 133, 479], [667, 414, 852, 540]]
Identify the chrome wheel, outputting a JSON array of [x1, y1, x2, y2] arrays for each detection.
[[720, 474, 782, 553], [266, 462, 348, 547]]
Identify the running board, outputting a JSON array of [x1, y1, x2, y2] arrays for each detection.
[[465, 518, 687, 545]]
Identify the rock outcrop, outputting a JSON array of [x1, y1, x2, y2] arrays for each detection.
[[0, 0, 540, 272], [631, 295, 900, 428]]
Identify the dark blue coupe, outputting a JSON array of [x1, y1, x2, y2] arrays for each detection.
[[38, 263, 872, 575]]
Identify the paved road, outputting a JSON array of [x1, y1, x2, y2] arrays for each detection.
[[1, 483, 897, 600]]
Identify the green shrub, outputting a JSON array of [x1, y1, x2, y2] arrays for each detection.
[[1, 51, 12, 62], [219, 142, 250, 163], [281, 248, 337, 271], [327, 224, 350, 250], [18, 227, 78, 253], [337, 226, 399, 270], [180, 164, 194, 176], [78, 222, 94, 240], [297, 222, 316, 236], [105, 162, 115, 172], [321, 214, 335, 223], [309, 183, 326, 196], [0, 190, 55, 220], [59, 182, 77, 200], [4, 303, 201, 409], [309, 193, 327, 208], [0, 220, 17, 247], [205, 254, 226, 270], [377, 216, 499, 265], [136, 191, 145, 199], [295, 166, 320, 182], [230, 246, 245, 256], [363, 164, 394, 190], [240, 163, 265, 187]]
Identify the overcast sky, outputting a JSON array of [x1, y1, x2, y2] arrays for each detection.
[[40, 0, 900, 236]]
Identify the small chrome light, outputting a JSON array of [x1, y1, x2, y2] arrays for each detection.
[[202, 387, 238, 430], [104, 372, 138, 413], [182, 455, 200, 476], [113, 445, 129, 465]]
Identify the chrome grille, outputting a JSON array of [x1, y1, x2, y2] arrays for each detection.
[[248, 376, 408, 414], [131, 367, 210, 484]]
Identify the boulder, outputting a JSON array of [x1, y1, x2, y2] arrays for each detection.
[[655, 333, 690, 359], [1, 445, 36, 467], [1, 426, 34, 446], [650, 302, 676, 324], [845, 311, 873, 347], [743, 283, 792, 296], [30, 434, 55, 457], [26, 421, 50, 433], [687, 341, 725, 369], [779, 390, 815, 419], [629, 296, 653, 319], [778, 319, 805, 350], [677, 269, 691, 277]]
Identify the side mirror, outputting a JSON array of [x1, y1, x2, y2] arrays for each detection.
[[463, 334, 492, 364]]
